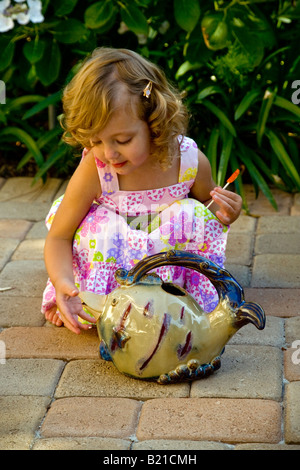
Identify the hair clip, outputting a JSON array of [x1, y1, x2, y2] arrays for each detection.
[[143, 81, 152, 98]]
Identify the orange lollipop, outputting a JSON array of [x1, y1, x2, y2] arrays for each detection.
[[206, 169, 240, 209]]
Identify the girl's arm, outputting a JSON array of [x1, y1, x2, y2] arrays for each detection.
[[44, 150, 101, 333], [190, 149, 242, 225]]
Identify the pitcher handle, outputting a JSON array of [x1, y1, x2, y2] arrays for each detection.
[[115, 249, 242, 300]]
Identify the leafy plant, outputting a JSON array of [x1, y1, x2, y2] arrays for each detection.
[[0, 0, 299, 209]]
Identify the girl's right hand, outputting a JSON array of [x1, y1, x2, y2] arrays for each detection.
[[55, 279, 97, 334]]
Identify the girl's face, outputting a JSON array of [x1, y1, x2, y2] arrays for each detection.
[[90, 103, 152, 175]]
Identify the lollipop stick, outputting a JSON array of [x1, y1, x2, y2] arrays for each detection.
[[206, 169, 240, 209]]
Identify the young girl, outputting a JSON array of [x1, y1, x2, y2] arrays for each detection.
[[42, 47, 242, 334]]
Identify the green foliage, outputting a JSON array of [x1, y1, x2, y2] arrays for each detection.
[[0, 0, 299, 209]]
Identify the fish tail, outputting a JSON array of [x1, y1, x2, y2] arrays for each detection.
[[235, 301, 266, 330]]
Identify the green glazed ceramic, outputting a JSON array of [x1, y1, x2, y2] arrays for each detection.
[[80, 250, 265, 384]]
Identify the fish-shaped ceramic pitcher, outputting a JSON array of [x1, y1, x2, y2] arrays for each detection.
[[80, 250, 265, 384]]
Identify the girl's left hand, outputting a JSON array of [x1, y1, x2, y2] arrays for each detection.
[[209, 186, 242, 225]]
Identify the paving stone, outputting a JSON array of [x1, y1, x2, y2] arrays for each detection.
[[255, 234, 300, 254], [26, 220, 48, 239], [285, 317, 300, 345], [12, 238, 45, 260], [225, 264, 250, 287], [229, 316, 284, 347], [32, 437, 131, 450], [132, 440, 229, 450], [0, 326, 99, 360], [0, 238, 19, 270], [190, 345, 282, 401], [0, 177, 62, 203], [257, 216, 300, 234], [244, 288, 300, 318], [228, 215, 256, 234], [0, 359, 65, 396], [243, 185, 292, 215], [0, 260, 47, 296], [40, 397, 142, 439], [251, 254, 300, 288], [0, 219, 32, 239], [235, 443, 300, 450], [0, 396, 50, 449], [136, 398, 281, 443], [55, 359, 190, 400], [226, 233, 254, 265], [284, 382, 300, 444], [0, 201, 51, 221], [291, 193, 300, 216], [0, 295, 44, 327], [0, 433, 34, 450]]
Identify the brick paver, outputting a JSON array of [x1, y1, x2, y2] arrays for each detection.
[[0, 178, 299, 450], [136, 398, 282, 443], [40, 397, 142, 439], [0, 326, 99, 360], [284, 382, 300, 444]]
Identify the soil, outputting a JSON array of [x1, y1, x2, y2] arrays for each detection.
[[0, 147, 38, 179]]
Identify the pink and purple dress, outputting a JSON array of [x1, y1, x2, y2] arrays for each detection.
[[41, 136, 229, 318]]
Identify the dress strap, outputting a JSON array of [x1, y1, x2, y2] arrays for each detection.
[[178, 136, 199, 187], [81, 149, 119, 196]]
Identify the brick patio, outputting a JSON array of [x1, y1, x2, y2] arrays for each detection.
[[0, 177, 299, 450]]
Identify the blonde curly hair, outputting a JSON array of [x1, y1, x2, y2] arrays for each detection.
[[61, 47, 189, 169]]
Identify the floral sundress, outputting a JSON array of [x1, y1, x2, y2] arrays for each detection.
[[41, 136, 229, 318]]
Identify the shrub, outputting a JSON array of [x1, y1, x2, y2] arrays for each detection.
[[0, 0, 299, 211]]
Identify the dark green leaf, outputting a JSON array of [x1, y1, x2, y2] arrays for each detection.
[[84, 1, 115, 30], [274, 95, 300, 119], [237, 140, 278, 210], [52, 19, 87, 44], [174, 0, 201, 33], [257, 89, 276, 146], [120, 4, 148, 36], [23, 38, 46, 64], [265, 129, 300, 190], [175, 61, 203, 79], [197, 100, 237, 137], [197, 85, 225, 101], [217, 130, 234, 186], [53, 0, 78, 16], [234, 89, 261, 120], [206, 127, 219, 183], [35, 41, 61, 86], [18, 127, 62, 169], [5, 95, 44, 112], [0, 38, 15, 72], [0, 127, 44, 167], [33, 144, 69, 183], [23, 91, 62, 119]]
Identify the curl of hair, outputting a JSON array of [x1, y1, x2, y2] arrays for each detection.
[[61, 48, 189, 169]]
